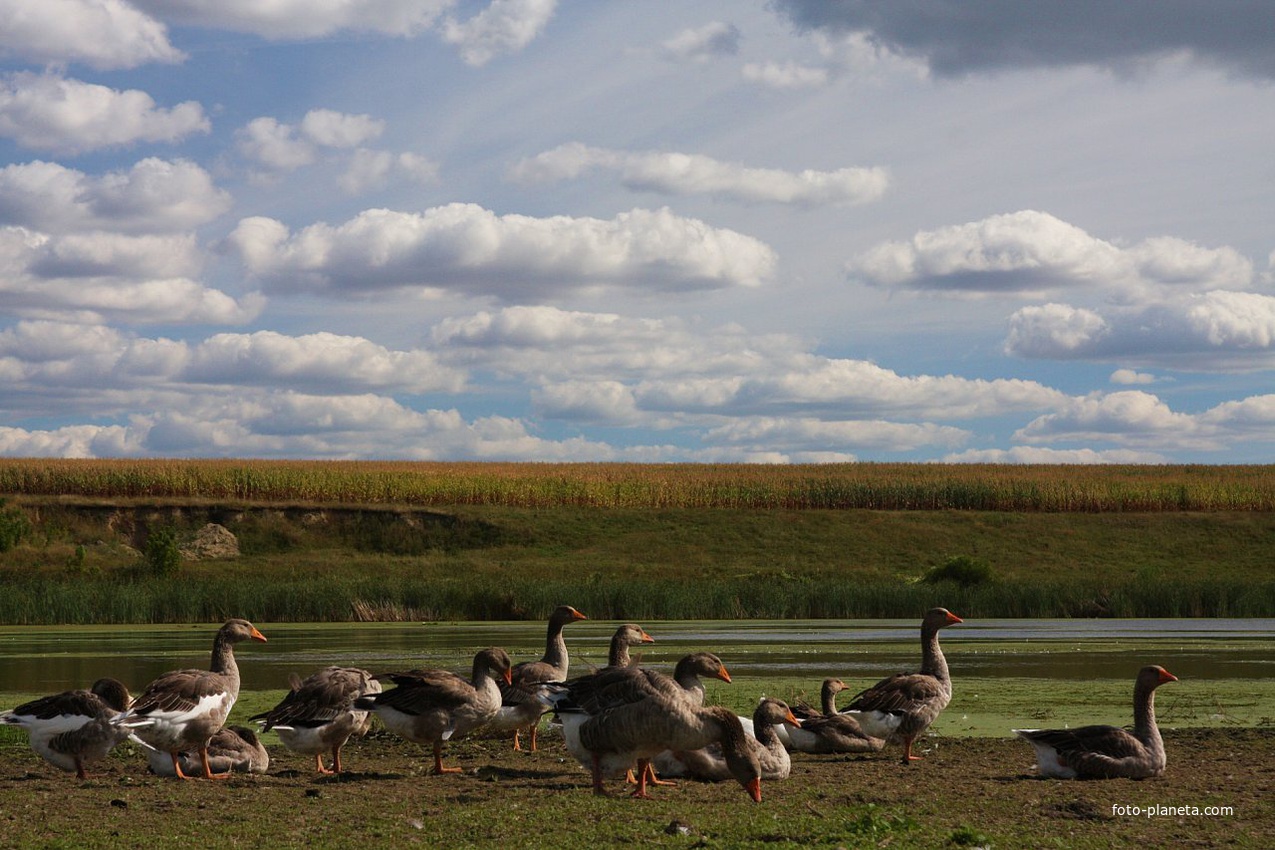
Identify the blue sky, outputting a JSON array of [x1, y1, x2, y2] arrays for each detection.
[[1, 0, 1274, 463]]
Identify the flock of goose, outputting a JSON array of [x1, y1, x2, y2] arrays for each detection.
[[1, 606, 1178, 800]]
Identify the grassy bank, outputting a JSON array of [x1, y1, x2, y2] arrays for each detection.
[[2, 497, 1274, 622]]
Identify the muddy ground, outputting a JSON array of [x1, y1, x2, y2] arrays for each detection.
[[1, 728, 1271, 849]]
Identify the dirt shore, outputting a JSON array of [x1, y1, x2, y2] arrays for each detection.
[[1, 727, 1270, 848]]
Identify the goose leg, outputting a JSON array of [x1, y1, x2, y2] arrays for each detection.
[[431, 742, 462, 774], [590, 753, 609, 796], [630, 758, 655, 799], [512, 729, 523, 751], [74, 756, 88, 781], [332, 745, 343, 775], [170, 751, 193, 780], [644, 761, 676, 787], [203, 747, 232, 779], [528, 724, 539, 752], [315, 753, 335, 775], [901, 737, 922, 763]]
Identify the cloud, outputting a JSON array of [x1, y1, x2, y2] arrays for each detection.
[[0, 73, 209, 154], [1005, 291, 1275, 372], [184, 331, 464, 394], [340, 149, 439, 194], [0, 158, 232, 234], [848, 210, 1253, 297], [298, 109, 385, 148], [226, 204, 777, 299], [741, 60, 830, 89], [1110, 369, 1157, 385], [510, 142, 888, 206], [236, 109, 392, 174], [132, 0, 454, 40], [441, 0, 558, 66], [943, 446, 1166, 464], [0, 227, 261, 324], [659, 21, 741, 63], [0, 322, 463, 403], [433, 305, 1067, 426], [1013, 390, 1220, 450], [0, 0, 184, 69], [771, 0, 1275, 79]]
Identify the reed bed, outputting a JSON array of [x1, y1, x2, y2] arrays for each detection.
[[3, 459, 1275, 511], [1, 574, 1270, 625]]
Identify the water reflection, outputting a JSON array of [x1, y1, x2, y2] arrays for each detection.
[[1, 618, 1272, 695]]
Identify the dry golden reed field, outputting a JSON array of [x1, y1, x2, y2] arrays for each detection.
[[3, 458, 1274, 510]]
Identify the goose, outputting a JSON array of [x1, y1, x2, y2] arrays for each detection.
[[841, 607, 963, 764], [653, 698, 800, 782], [2, 678, 132, 779], [779, 678, 885, 755], [554, 652, 732, 787], [250, 666, 381, 774], [559, 695, 762, 801], [354, 647, 512, 775], [605, 623, 655, 669], [501, 605, 587, 751], [146, 725, 269, 777], [115, 619, 267, 780], [1015, 665, 1178, 779]]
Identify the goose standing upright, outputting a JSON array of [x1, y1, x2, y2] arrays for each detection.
[[500, 605, 587, 751], [354, 647, 512, 775], [559, 693, 762, 801], [251, 666, 381, 774], [1015, 665, 1178, 779], [2, 678, 133, 779], [605, 623, 655, 669], [116, 619, 267, 780], [842, 607, 962, 764]]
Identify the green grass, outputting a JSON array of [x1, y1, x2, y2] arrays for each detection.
[[3, 503, 1275, 622]]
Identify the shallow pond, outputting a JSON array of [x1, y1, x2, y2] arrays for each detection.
[[2, 618, 1272, 736]]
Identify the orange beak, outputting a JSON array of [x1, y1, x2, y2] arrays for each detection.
[[715, 666, 732, 684], [571, 609, 588, 621], [785, 710, 801, 727], [640, 630, 655, 644], [503, 668, 513, 685], [250, 627, 267, 642], [744, 776, 761, 803], [1159, 668, 1178, 684], [946, 612, 964, 625]]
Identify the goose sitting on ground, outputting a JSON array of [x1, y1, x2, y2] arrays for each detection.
[[781, 678, 885, 755], [114, 619, 267, 780], [653, 698, 800, 782], [2, 678, 133, 779], [1014, 665, 1178, 779], [354, 647, 512, 775], [146, 725, 269, 776], [841, 607, 963, 764], [251, 666, 381, 774], [500, 605, 587, 751], [557, 691, 762, 801]]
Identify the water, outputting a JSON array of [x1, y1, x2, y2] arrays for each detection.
[[2, 618, 1271, 695]]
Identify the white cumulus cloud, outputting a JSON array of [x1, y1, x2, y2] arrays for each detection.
[[659, 21, 741, 63], [226, 204, 777, 299], [441, 0, 558, 66], [0, 0, 184, 69], [848, 210, 1253, 297], [0, 73, 209, 154], [0, 158, 231, 234], [510, 142, 888, 206]]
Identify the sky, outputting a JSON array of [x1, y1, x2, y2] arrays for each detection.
[[1, 0, 1274, 464]]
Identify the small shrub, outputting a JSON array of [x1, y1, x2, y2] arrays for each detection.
[[0, 500, 32, 552], [144, 526, 182, 576], [947, 824, 991, 847], [923, 555, 994, 587]]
